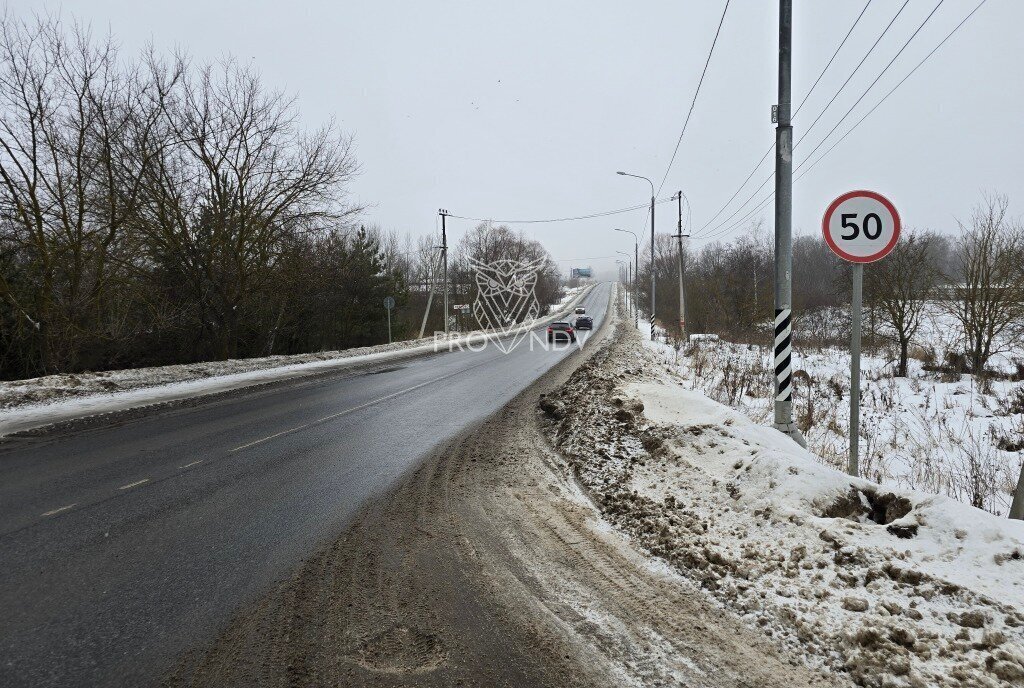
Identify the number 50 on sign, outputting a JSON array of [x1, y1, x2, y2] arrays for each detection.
[[822, 190, 901, 264]]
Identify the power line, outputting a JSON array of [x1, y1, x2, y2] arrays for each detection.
[[655, 0, 731, 196], [696, 0, 910, 237], [695, 0, 926, 239], [797, 0, 989, 182], [447, 197, 673, 225], [794, 0, 910, 150], [793, 0, 875, 118], [701, 192, 774, 243], [694, 0, 879, 235], [695, 0, 985, 245], [794, 0, 946, 172]]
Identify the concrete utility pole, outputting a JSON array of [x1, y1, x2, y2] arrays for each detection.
[[614, 228, 640, 329], [418, 249, 442, 339], [773, 0, 806, 447], [616, 250, 633, 319], [439, 209, 450, 336], [671, 190, 688, 341], [615, 173, 655, 340], [648, 194, 655, 340]]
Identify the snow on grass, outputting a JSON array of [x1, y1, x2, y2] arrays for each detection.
[[552, 285, 585, 309], [542, 316, 1024, 687], [642, 307, 1024, 516], [0, 342, 448, 436]]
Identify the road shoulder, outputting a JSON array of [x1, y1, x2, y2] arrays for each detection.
[[169, 291, 838, 687]]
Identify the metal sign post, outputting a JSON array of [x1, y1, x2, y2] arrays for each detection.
[[822, 190, 901, 478], [383, 296, 395, 343], [849, 264, 863, 478]]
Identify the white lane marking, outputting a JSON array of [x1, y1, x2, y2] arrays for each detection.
[[179, 460, 203, 469], [42, 503, 77, 517], [119, 478, 150, 490], [231, 356, 496, 452], [230, 287, 603, 454]]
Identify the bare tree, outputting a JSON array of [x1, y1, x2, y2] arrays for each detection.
[[455, 223, 561, 319], [869, 230, 940, 376], [943, 194, 1024, 376], [0, 14, 379, 378], [134, 58, 361, 358], [0, 15, 189, 374], [0, 15, 139, 370]]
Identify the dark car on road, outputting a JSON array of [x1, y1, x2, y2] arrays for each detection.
[[574, 316, 593, 330], [546, 321, 576, 343]]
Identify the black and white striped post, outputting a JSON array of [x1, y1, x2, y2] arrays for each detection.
[[774, 308, 793, 406], [773, 0, 805, 446]]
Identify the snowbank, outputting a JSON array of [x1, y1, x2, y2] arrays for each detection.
[[633, 380, 1024, 612], [541, 317, 1024, 688], [0, 285, 594, 436]]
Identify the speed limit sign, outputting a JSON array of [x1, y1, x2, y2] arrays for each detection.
[[822, 189, 901, 482], [822, 190, 901, 263]]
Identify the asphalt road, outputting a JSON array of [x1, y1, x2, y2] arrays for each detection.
[[0, 283, 611, 688]]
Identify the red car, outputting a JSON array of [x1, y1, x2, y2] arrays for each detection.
[[546, 322, 576, 343]]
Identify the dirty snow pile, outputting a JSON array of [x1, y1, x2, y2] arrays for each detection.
[[539, 320, 1024, 688]]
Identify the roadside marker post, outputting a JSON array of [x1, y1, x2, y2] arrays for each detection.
[[384, 296, 395, 343], [822, 190, 901, 478]]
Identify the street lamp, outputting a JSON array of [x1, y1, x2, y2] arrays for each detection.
[[617, 172, 655, 340], [615, 250, 633, 319], [613, 228, 639, 329]]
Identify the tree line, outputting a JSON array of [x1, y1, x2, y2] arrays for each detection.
[[632, 193, 1024, 378], [0, 16, 564, 381]]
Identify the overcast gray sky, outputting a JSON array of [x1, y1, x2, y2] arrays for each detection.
[[15, 1, 1023, 276]]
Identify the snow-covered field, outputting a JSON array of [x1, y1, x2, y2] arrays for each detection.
[[646, 306, 1024, 516], [541, 311, 1024, 687]]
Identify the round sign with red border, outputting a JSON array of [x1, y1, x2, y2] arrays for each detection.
[[822, 190, 901, 264]]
